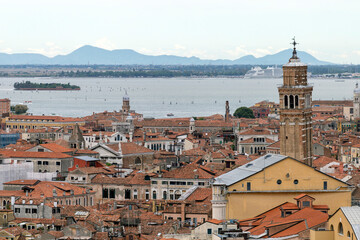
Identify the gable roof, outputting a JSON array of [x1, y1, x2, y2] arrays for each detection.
[[119, 142, 154, 155], [238, 199, 329, 238], [214, 154, 287, 186], [39, 143, 73, 153], [214, 154, 352, 187]]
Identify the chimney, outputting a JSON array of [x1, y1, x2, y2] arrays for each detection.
[[143, 132, 146, 142], [129, 130, 133, 142], [181, 203, 186, 222], [26, 190, 29, 197], [339, 163, 344, 173], [53, 189, 57, 197]]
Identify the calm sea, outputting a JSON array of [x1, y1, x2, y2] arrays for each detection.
[[0, 77, 357, 118]]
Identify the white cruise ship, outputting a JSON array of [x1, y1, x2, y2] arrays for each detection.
[[244, 66, 283, 78]]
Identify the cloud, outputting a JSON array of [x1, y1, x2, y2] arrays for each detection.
[[0, 48, 13, 54], [306, 49, 319, 56], [93, 37, 116, 50], [254, 48, 271, 56], [138, 44, 213, 59], [225, 45, 251, 58], [26, 42, 64, 57], [354, 50, 360, 56], [174, 44, 186, 50], [338, 53, 349, 59], [225, 46, 277, 59]]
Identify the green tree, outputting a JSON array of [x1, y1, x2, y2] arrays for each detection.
[[11, 104, 28, 115], [233, 107, 255, 119]]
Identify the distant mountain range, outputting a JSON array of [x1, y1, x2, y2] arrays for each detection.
[[0, 45, 332, 65]]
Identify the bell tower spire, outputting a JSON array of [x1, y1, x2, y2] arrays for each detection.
[[291, 37, 299, 59], [278, 38, 313, 166]]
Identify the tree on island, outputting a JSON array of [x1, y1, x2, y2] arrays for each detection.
[[10, 105, 28, 115], [234, 107, 255, 119]]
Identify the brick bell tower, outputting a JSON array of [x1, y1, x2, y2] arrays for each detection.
[[278, 37, 313, 166]]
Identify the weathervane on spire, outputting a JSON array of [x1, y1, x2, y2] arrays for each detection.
[[291, 36, 299, 59]]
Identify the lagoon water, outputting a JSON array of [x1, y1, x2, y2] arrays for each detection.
[[0, 77, 356, 118]]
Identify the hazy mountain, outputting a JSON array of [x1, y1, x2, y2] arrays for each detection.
[[233, 49, 331, 65], [0, 45, 332, 65]]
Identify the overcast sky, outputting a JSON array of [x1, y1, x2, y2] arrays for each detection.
[[1, 0, 360, 63]]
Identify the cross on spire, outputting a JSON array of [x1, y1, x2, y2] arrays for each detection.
[[291, 37, 299, 59]]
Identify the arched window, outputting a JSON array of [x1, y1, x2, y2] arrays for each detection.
[[174, 190, 181, 200], [152, 190, 157, 199], [250, 147, 253, 154], [347, 231, 351, 238], [330, 224, 334, 231], [125, 189, 131, 199], [338, 222, 344, 235], [284, 95, 288, 108], [289, 95, 294, 109], [135, 157, 141, 165], [163, 191, 167, 200], [295, 95, 299, 108], [133, 189, 138, 200]]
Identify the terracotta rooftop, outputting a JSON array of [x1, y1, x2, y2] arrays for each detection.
[[185, 187, 212, 202], [39, 143, 73, 153], [0, 150, 72, 159], [238, 197, 329, 238], [107, 142, 154, 155], [239, 128, 273, 136], [9, 115, 84, 122], [161, 162, 216, 179], [266, 140, 280, 149], [4, 179, 39, 186], [239, 137, 275, 144]]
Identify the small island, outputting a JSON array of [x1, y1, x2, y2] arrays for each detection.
[[14, 81, 81, 91]]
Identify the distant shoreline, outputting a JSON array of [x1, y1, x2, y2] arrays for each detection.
[[14, 87, 81, 91]]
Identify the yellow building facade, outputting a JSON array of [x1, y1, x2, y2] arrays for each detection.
[[311, 206, 360, 240], [212, 154, 353, 220], [5, 115, 85, 130]]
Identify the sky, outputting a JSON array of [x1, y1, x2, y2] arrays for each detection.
[[1, 0, 360, 63]]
